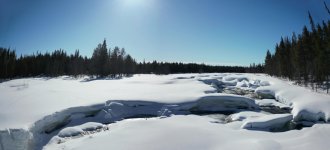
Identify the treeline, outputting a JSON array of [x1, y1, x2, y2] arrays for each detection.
[[264, 3, 330, 92], [135, 61, 251, 74], [0, 40, 136, 79], [0, 40, 261, 79]]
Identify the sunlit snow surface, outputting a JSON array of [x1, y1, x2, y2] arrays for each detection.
[[44, 115, 330, 150], [0, 73, 330, 150]]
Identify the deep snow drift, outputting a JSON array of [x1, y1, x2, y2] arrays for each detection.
[[0, 73, 330, 150]]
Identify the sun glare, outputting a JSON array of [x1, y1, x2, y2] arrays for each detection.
[[119, 0, 156, 9], [123, 0, 144, 6]]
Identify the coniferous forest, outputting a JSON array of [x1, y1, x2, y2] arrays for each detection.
[[264, 2, 330, 92], [0, 39, 262, 80]]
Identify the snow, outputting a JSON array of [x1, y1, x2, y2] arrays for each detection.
[[0, 74, 211, 129], [254, 76, 330, 122], [228, 111, 266, 122], [241, 114, 293, 130], [44, 115, 330, 150], [256, 99, 290, 109], [236, 80, 249, 87], [1, 73, 330, 150], [192, 94, 259, 112], [58, 127, 84, 138], [57, 122, 104, 138]]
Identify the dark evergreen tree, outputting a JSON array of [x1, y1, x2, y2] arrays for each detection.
[[91, 40, 109, 77]]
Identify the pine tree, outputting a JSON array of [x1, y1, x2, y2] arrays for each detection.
[[264, 50, 272, 75], [91, 40, 109, 77], [109, 47, 120, 77]]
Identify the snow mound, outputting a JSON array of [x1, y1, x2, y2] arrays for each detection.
[[223, 76, 248, 82], [236, 80, 249, 88], [58, 122, 104, 138], [78, 122, 104, 131], [58, 127, 84, 138], [215, 73, 330, 122], [256, 99, 290, 109], [260, 81, 270, 86], [228, 111, 266, 122], [255, 77, 330, 122], [241, 114, 293, 130]]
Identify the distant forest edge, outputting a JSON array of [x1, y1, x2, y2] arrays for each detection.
[[264, 2, 330, 93], [0, 40, 263, 79]]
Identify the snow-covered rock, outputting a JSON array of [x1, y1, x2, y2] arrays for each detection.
[[254, 75, 330, 122], [260, 81, 271, 86], [236, 80, 249, 87], [241, 114, 293, 130], [228, 111, 266, 122], [255, 89, 275, 99], [256, 99, 290, 109], [58, 122, 104, 138], [58, 127, 84, 138]]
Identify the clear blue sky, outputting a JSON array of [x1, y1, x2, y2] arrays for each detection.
[[0, 0, 329, 66]]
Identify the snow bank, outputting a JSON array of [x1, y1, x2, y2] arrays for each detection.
[[28, 95, 260, 149], [0, 129, 32, 150], [44, 115, 330, 150], [219, 74, 330, 122], [254, 77, 330, 122], [241, 114, 293, 130]]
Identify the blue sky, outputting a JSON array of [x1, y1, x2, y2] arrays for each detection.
[[0, 0, 329, 66]]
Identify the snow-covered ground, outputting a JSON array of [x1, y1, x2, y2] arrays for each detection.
[[44, 115, 330, 150], [0, 73, 330, 150]]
